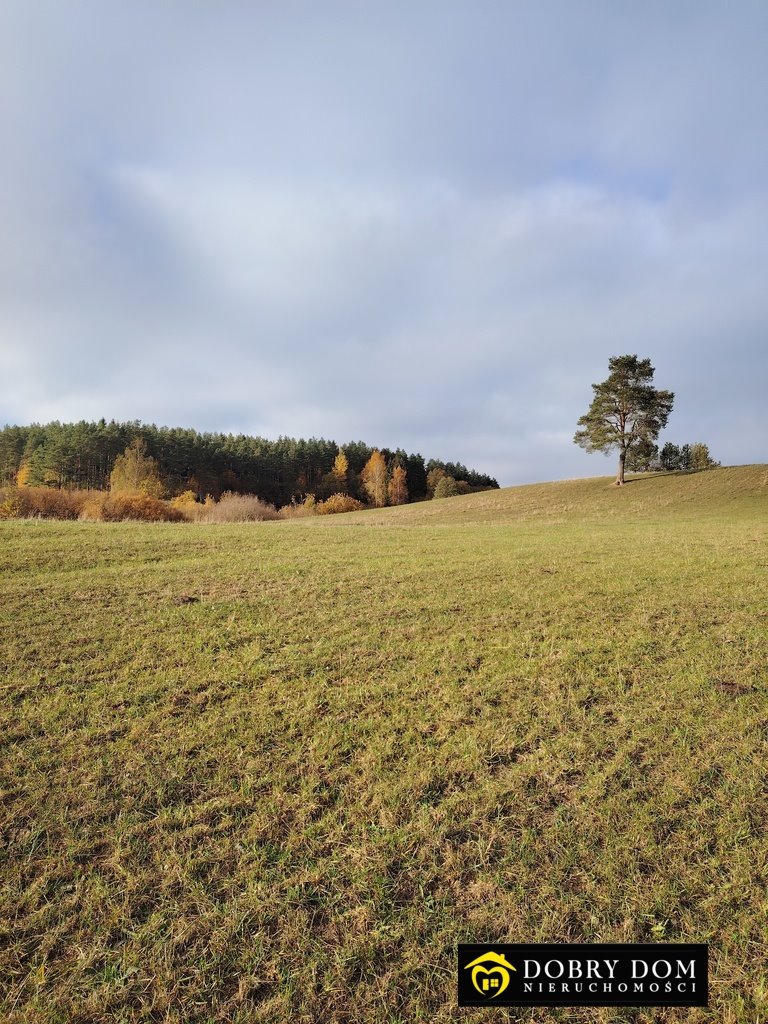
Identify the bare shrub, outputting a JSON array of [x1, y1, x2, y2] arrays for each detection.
[[105, 495, 186, 522], [278, 495, 318, 519], [183, 494, 217, 522], [0, 485, 186, 522], [80, 493, 185, 522], [79, 493, 108, 521], [201, 492, 280, 523], [0, 486, 88, 520], [316, 493, 365, 515]]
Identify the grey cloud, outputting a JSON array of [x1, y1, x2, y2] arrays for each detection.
[[1, 1, 766, 484]]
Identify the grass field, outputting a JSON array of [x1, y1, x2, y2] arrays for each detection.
[[1, 466, 767, 1023]]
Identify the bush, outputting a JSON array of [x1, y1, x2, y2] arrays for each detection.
[[279, 495, 318, 519], [0, 485, 187, 522], [78, 494, 108, 521], [169, 490, 206, 520], [316, 493, 365, 515], [0, 486, 87, 520], [86, 494, 186, 522], [200, 492, 280, 523], [170, 489, 197, 509], [0, 489, 24, 519]]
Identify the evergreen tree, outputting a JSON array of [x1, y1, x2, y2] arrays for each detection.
[[659, 442, 681, 471], [574, 355, 674, 485], [625, 439, 659, 472]]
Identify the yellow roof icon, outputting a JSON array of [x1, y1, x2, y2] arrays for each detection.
[[464, 951, 516, 971]]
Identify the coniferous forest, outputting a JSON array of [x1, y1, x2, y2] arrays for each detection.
[[0, 420, 498, 507]]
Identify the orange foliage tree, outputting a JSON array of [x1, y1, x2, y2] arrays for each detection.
[[387, 464, 408, 505], [426, 467, 447, 497]]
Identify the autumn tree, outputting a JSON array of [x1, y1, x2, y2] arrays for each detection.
[[574, 355, 674, 485], [433, 475, 459, 498], [110, 438, 164, 497], [387, 464, 408, 505], [426, 467, 447, 497], [690, 442, 718, 471], [331, 448, 349, 491], [361, 449, 388, 507]]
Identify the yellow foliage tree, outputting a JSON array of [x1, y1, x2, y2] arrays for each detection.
[[110, 439, 164, 497], [387, 464, 408, 505], [15, 462, 31, 487], [361, 450, 388, 507], [331, 449, 349, 491], [426, 467, 447, 497]]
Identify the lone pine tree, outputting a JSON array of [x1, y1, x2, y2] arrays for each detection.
[[574, 355, 674, 485]]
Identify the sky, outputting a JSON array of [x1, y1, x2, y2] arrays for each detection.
[[1, 1, 766, 485]]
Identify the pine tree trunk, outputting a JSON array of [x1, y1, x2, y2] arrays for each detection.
[[615, 449, 626, 485]]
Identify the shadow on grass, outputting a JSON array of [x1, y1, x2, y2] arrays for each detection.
[[623, 469, 713, 486]]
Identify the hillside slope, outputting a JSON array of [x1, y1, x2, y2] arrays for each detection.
[[341, 464, 768, 526]]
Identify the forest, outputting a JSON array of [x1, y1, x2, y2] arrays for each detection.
[[0, 420, 498, 508]]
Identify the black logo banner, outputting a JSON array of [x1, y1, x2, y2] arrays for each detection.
[[458, 943, 708, 1007]]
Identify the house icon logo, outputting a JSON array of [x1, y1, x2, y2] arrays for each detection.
[[464, 951, 517, 998]]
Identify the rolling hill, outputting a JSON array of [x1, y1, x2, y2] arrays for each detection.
[[343, 464, 768, 526]]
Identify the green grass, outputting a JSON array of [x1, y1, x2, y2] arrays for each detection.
[[1, 466, 767, 1023]]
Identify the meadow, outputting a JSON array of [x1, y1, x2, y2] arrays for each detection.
[[1, 466, 766, 1023]]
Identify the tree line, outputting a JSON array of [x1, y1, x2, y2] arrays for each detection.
[[0, 420, 498, 507]]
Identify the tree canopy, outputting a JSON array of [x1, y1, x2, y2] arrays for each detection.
[[574, 355, 674, 485]]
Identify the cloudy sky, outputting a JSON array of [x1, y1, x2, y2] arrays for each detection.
[[1, 2, 766, 484]]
